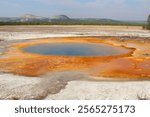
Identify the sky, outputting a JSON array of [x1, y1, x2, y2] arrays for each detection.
[[0, 0, 150, 20]]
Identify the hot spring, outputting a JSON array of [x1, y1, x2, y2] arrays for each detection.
[[22, 43, 131, 56]]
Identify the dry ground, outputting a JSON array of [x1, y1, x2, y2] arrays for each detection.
[[0, 25, 150, 100]]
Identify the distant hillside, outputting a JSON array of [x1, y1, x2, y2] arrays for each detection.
[[0, 14, 50, 22], [51, 15, 70, 20], [0, 17, 20, 22], [20, 14, 50, 22], [0, 14, 145, 26], [0, 14, 123, 23], [50, 15, 73, 22]]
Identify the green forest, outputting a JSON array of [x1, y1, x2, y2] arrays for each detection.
[[0, 21, 145, 26]]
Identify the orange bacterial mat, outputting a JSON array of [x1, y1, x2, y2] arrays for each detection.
[[0, 36, 150, 80]]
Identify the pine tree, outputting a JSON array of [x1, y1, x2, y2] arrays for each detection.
[[147, 14, 150, 29], [148, 15, 150, 22]]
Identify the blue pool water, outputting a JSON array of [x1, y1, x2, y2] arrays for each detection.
[[22, 43, 130, 56]]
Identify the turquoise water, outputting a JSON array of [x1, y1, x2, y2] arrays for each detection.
[[22, 43, 130, 56]]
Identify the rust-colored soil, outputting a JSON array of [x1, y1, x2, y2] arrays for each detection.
[[0, 36, 150, 80]]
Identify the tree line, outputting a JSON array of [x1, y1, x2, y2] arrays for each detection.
[[0, 21, 144, 26]]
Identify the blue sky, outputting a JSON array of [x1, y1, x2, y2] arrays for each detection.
[[0, 0, 150, 20]]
